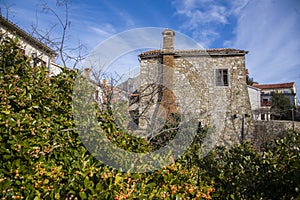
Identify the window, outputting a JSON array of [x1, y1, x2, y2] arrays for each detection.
[[216, 69, 229, 86]]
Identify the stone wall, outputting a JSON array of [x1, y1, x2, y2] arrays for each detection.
[[173, 55, 253, 146], [139, 51, 253, 147], [137, 29, 255, 146], [253, 120, 300, 147]]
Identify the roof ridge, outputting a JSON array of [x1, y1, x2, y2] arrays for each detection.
[[252, 82, 295, 89], [139, 48, 248, 57]]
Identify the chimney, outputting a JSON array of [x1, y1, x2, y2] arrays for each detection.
[[246, 69, 249, 78], [162, 29, 175, 51], [102, 79, 108, 87], [161, 29, 178, 119], [84, 68, 91, 79]]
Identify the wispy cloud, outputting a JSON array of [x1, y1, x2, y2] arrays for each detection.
[[173, 0, 300, 101], [174, 0, 228, 25], [89, 23, 116, 38], [98, 1, 136, 28], [233, 0, 300, 99], [172, 0, 249, 47]]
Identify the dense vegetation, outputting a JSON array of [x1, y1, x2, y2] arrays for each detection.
[[1, 34, 299, 199]]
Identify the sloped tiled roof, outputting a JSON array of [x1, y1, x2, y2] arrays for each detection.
[[252, 82, 295, 90], [0, 15, 56, 56], [139, 48, 248, 58]]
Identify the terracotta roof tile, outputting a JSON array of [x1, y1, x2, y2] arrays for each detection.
[[252, 82, 295, 89]]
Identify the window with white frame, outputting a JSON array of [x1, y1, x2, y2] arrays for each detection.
[[216, 69, 229, 86]]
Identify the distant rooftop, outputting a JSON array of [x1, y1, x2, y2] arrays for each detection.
[[253, 82, 295, 90]]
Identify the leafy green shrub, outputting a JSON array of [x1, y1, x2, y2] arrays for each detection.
[[0, 34, 214, 199], [199, 131, 300, 199], [1, 33, 299, 200]]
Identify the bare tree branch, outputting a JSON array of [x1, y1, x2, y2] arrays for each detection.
[[30, 0, 87, 69]]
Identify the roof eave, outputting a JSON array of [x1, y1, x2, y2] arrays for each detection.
[[0, 15, 57, 56]]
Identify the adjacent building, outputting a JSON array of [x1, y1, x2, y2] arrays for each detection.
[[0, 15, 61, 75], [250, 82, 297, 120], [247, 85, 262, 120], [252, 82, 297, 107]]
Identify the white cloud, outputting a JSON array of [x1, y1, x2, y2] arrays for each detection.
[[173, 0, 228, 26], [172, 0, 249, 47], [233, 0, 300, 101], [229, 0, 250, 15], [89, 23, 116, 38]]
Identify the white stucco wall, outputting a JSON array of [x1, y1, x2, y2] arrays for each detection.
[[248, 85, 261, 110], [1, 24, 60, 76], [248, 85, 262, 120]]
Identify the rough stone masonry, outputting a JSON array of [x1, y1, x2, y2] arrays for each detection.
[[138, 29, 253, 147]]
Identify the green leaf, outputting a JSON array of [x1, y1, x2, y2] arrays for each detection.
[[43, 179, 49, 185], [79, 191, 87, 199], [1, 110, 10, 115], [230, 194, 235, 199], [7, 95, 16, 100], [84, 177, 90, 188], [96, 182, 103, 191], [114, 173, 122, 185], [54, 193, 60, 200]]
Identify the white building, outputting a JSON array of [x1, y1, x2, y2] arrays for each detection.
[[250, 82, 297, 120], [0, 15, 62, 75], [253, 82, 297, 108], [247, 85, 262, 120]]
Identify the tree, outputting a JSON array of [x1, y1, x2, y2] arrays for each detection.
[[1, 0, 86, 69], [246, 76, 258, 86], [30, 0, 86, 69], [271, 92, 291, 120]]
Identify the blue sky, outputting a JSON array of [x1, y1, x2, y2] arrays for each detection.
[[1, 0, 300, 102]]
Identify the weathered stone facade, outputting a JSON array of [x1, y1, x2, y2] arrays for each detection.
[[254, 120, 300, 148], [138, 29, 253, 147]]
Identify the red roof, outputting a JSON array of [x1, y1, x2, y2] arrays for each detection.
[[252, 82, 295, 90]]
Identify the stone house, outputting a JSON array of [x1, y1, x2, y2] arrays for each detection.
[[137, 29, 253, 146], [0, 14, 61, 75]]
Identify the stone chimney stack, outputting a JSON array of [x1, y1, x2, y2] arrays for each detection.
[[161, 29, 178, 119], [162, 29, 175, 51], [102, 79, 108, 87], [84, 68, 91, 79]]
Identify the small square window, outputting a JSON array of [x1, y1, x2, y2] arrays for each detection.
[[216, 69, 229, 86]]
